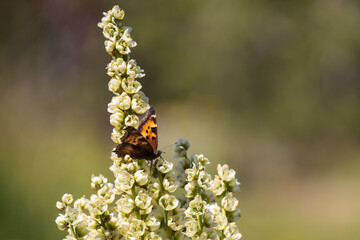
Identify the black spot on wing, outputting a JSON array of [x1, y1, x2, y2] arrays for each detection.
[[138, 106, 156, 132]]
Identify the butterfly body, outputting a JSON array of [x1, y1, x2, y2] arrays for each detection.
[[114, 107, 161, 161]]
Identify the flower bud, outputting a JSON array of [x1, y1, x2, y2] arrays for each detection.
[[62, 193, 74, 205], [184, 181, 196, 198], [91, 174, 107, 191], [110, 111, 125, 128], [124, 114, 139, 128], [148, 183, 160, 199], [111, 5, 125, 20], [185, 164, 197, 181], [55, 214, 68, 231], [134, 170, 149, 186], [56, 201, 66, 211], [108, 77, 121, 93], [195, 154, 210, 166]]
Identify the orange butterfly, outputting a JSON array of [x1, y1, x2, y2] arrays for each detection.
[[114, 106, 162, 161]]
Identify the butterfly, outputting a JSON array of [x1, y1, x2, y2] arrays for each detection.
[[114, 106, 162, 161]]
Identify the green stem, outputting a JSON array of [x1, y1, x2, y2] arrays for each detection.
[[69, 224, 78, 239], [98, 216, 111, 240], [131, 186, 141, 219], [197, 215, 203, 235], [158, 174, 174, 240], [158, 174, 164, 193], [164, 211, 173, 239]]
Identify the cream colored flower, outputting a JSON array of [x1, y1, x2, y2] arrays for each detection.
[[195, 154, 210, 166], [135, 191, 152, 210], [224, 222, 242, 240], [127, 59, 145, 79], [107, 58, 127, 77], [185, 164, 197, 181], [55, 214, 68, 230], [184, 219, 198, 237], [148, 182, 160, 199], [115, 194, 134, 214], [187, 195, 206, 216], [145, 214, 161, 231], [213, 212, 228, 231], [100, 184, 116, 204], [108, 77, 121, 93], [134, 170, 149, 186], [88, 195, 108, 216], [221, 192, 238, 212], [217, 164, 236, 182], [163, 175, 178, 193], [157, 159, 173, 174], [56, 201, 65, 211], [111, 5, 125, 20], [110, 111, 125, 128], [74, 196, 89, 210], [128, 218, 146, 237], [168, 214, 184, 231], [144, 232, 162, 240], [184, 181, 196, 198], [159, 194, 179, 211], [198, 171, 212, 190], [111, 128, 124, 144], [211, 175, 226, 196], [121, 77, 142, 94], [131, 96, 149, 115], [91, 174, 107, 191], [115, 170, 134, 193], [62, 193, 74, 205], [124, 114, 139, 128]]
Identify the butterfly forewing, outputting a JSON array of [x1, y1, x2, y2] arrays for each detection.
[[137, 107, 158, 151]]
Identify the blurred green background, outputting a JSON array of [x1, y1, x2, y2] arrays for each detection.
[[1, 0, 360, 239]]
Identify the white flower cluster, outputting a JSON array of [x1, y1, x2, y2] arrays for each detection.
[[55, 5, 242, 240], [175, 141, 242, 240], [98, 5, 149, 144]]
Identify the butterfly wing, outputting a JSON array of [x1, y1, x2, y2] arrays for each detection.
[[137, 106, 158, 152], [114, 126, 158, 160]]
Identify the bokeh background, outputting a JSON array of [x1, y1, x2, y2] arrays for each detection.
[[1, 0, 360, 239]]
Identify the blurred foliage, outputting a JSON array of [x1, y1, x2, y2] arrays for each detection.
[[0, 0, 359, 239]]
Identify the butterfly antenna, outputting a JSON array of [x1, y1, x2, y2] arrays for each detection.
[[159, 142, 177, 151]]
